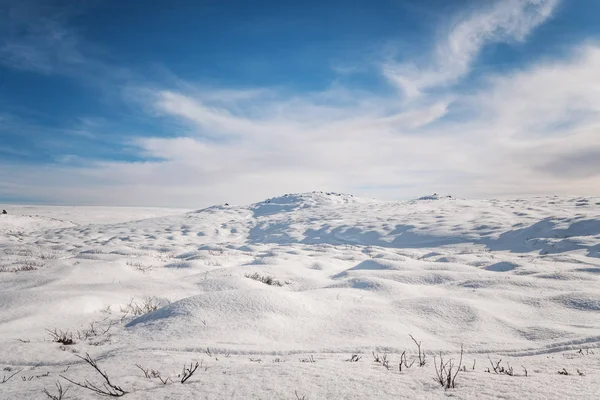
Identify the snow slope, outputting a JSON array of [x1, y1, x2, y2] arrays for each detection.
[[1, 192, 600, 399]]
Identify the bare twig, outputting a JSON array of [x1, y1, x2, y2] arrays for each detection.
[[433, 346, 463, 389], [434, 354, 447, 387], [136, 364, 169, 383], [180, 361, 200, 384], [76, 321, 115, 341], [60, 353, 127, 397], [399, 351, 415, 372], [409, 334, 426, 366], [1, 369, 22, 384], [43, 381, 70, 400], [135, 364, 150, 379], [488, 356, 503, 374], [295, 390, 307, 400], [451, 346, 464, 386], [372, 352, 389, 369], [505, 363, 514, 376]]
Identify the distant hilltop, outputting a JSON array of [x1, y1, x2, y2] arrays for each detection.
[[208, 192, 455, 212], [414, 193, 453, 201]]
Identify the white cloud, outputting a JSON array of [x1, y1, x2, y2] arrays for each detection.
[[384, 0, 559, 97], [477, 45, 600, 134]]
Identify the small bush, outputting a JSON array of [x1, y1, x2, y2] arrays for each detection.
[[126, 261, 154, 273], [487, 356, 516, 376], [76, 320, 115, 345], [46, 328, 75, 345], [120, 297, 161, 318], [244, 272, 283, 286], [38, 251, 60, 260], [433, 346, 463, 389], [164, 261, 191, 269], [372, 352, 389, 369]]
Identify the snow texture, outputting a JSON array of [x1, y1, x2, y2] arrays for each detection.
[[1, 192, 600, 399]]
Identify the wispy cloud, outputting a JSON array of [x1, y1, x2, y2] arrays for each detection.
[[383, 0, 559, 97]]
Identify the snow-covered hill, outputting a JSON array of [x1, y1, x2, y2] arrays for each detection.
[[1, 193, 599, 399]]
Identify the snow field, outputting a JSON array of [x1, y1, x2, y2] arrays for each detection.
[[1, 192, 600, 399]]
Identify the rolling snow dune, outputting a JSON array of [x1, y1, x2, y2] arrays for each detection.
[[1, 192, 600, 399]]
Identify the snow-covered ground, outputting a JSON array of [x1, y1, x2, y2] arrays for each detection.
[[1, 192, 599, 399]]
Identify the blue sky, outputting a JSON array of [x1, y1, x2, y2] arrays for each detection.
[[1, 0, 600, 207]]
